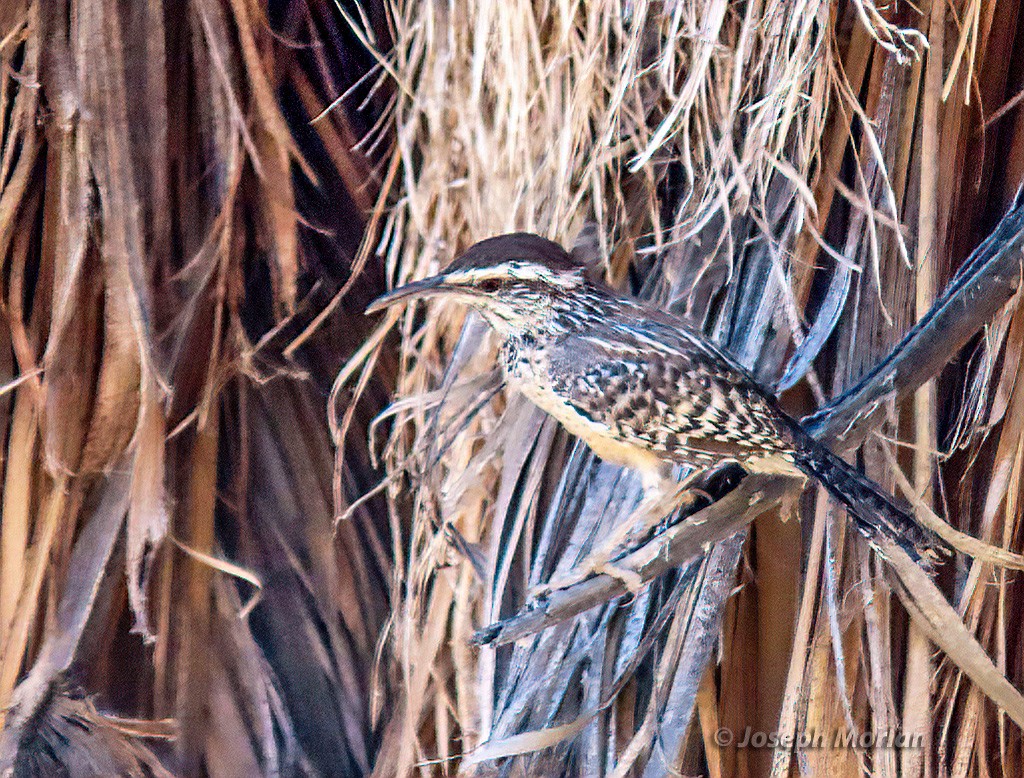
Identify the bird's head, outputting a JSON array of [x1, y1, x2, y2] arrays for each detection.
[[366, 233, 589, 336]]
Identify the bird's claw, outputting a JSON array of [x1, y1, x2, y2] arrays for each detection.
[[530, 558, 645, 601]]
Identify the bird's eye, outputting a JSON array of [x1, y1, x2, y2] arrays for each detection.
[[478, 279, 502, 293]]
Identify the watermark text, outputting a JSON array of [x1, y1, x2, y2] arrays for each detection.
[[713, 727, 924, 750]]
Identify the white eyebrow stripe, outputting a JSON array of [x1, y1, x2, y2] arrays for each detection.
[[508, 264, 554, 281], [448, 262, 577, 286]]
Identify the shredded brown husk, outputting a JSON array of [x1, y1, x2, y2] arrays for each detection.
[[0, 1, 394, 774]]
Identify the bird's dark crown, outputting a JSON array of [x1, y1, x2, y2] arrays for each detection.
[[365, 233, 605, 336], [442, 233, 581, 277]]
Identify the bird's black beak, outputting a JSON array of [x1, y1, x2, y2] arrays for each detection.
[[365, 274, 451, 315]]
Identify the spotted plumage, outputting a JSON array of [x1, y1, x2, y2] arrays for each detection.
[[367, 233, 944, 564], [545, 317, 797, 469]]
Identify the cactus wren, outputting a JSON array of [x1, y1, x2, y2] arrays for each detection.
[[367, 233, 942, 565]]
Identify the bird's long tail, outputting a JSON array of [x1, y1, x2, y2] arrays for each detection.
[[785, 423, 946, 566]]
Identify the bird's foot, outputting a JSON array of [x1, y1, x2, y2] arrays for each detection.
[[530, 556, 644, 599], [528, 472, 712, 602], [593, 561, 644, 594]]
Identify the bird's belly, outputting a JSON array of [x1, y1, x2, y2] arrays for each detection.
[[508, 367, 665, 476]]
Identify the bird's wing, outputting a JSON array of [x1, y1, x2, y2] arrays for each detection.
[[546, 317, 794, 467]]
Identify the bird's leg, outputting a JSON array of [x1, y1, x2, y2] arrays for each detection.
[[533, 466, 691, 598], [636, 467, 694, 523], [588, 470, 685, 557]]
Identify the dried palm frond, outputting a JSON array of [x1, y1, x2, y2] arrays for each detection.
[[358, 0, 1024, 775], [0, 0, 394, 774]]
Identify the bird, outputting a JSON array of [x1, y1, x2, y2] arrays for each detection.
[[366, 232, 943, 567]]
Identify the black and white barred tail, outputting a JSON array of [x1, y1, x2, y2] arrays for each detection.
[[785, 423, 945, 567]]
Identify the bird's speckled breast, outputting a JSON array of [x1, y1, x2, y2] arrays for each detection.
[[500, 333, 666, 476]]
